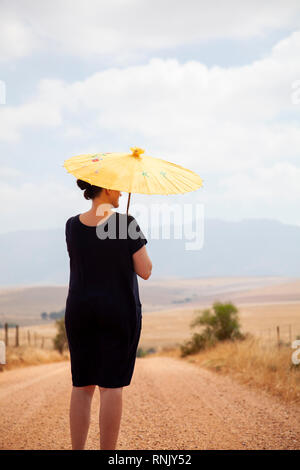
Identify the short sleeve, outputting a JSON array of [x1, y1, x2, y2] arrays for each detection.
[[65, 217, 72, 256], [127, 215, 148, 255]]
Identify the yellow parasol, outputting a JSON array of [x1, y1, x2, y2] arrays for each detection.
[[63, 147, 203, 214]]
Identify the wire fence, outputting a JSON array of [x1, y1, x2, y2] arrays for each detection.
[[247, 323, 300, 349], [0, 323, 55, 350], [1, 321, 300, 352]]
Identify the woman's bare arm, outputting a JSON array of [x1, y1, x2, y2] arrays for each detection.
[[132, 245, 152, 280]]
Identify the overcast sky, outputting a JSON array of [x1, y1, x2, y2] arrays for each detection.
[[0, 0, 300, 233]]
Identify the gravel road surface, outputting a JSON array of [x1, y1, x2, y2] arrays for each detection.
[[0, 357, 299, 450]]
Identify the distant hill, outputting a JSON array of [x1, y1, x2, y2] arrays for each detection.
[[0, 217, 299, 286]]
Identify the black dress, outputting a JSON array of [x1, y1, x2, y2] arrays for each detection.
[[64, 211, 148, 388]]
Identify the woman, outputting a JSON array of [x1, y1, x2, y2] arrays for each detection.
[[64, 179, 152, 450]]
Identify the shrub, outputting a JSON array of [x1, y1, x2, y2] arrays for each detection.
[[53, 317, 68, 354], [137, 347, 157, 357], [180, 301, 245, 357]]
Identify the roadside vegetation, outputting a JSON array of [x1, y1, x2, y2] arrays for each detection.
[[180, 301, 246, 356], [0, 346, 69, 372], [153, 301, 300, 404], [53, 318, 68, 354], [0, 318, 69, 372]]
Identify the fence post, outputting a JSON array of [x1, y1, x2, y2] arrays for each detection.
[[27, 330, 31, 346], [289, 324, 292, 344], [15, 325, 19, 347], [41, 337, 44, 349], [34, 332, 37, 347], [4, 323, 8, 346], [276, 326, 280, 349]]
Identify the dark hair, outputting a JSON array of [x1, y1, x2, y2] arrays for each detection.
[[77, 179, 103, 200]]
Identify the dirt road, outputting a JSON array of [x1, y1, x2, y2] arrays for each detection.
[[0, 356, 299, 450]]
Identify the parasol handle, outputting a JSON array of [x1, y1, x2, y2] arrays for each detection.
[[126, 192, 131, 215]]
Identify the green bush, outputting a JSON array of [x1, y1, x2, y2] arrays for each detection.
[[137, 347, 147, 357], [53, 317, 68, 354], [180, 301, 245, 357], [137, 347, 156, 357]]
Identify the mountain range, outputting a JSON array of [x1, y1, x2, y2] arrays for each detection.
[[0, 217, 299, 286]]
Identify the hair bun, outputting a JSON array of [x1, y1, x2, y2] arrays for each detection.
[[77, 179, 91, 190], [76, 179, 103, 200]]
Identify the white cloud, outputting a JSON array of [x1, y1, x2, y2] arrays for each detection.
[[198, 162, 300, 225], [1, 31, 300, 171], [0, 79, 64, 141], [0, 166, 22, 178], [1, 0, 300, 60], [218, 163, 300, 202], [1, 29, 300, 228], [64, 127, 85, 138], [0, 179, 81, 232], [0, 12, 37, 61]]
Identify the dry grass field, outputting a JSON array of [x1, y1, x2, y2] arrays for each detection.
[[0, 346, 69, 372], [0, 276, 298, 324], [1, 277, 299, 352], [2, 295, 300, 352], [154, 336, 300, 405], [0, 277, 299, 406], [140, 301, 300, 350]]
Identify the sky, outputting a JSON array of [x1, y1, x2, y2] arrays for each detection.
[[0, 0, 300, 234]]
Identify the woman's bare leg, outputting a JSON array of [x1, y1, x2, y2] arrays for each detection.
[[69, 385, 96, 450], [99, 387, 123, 450]]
